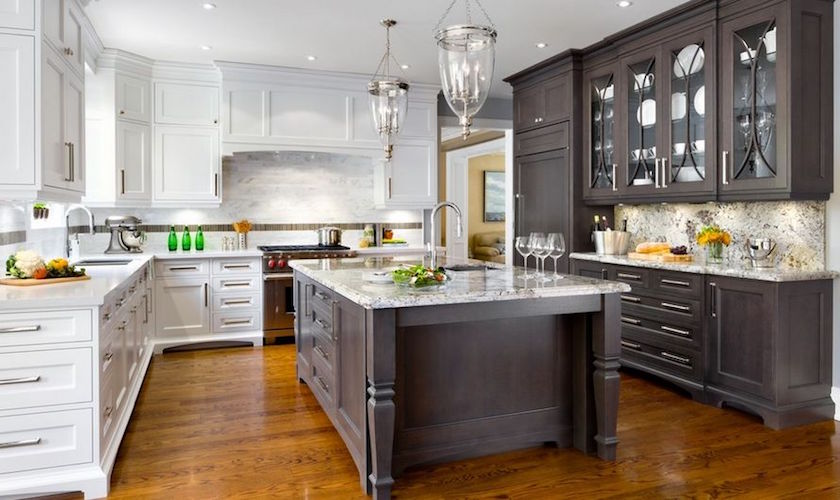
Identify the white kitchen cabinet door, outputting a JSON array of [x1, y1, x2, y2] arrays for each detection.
[[42, 0, 63, 49], [377, 140, 437, 209], [42, 0, 83, 77], [268, 88, 347, 141], [154, 125, 220, 202], [155, 277, 210, 337], [116, 121, 151, 201], [0, 0, 35, 30], [41, 45, 68, 190], [65, 69, 85, 192], [116, 73, 151, 122], [155, 82, 220, 126], [0, 34, 35, 186]]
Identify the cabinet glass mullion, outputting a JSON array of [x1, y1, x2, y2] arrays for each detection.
[[669, 41, 707, 184], [590, 74, 615, 190], [626, 58, 657, 187]]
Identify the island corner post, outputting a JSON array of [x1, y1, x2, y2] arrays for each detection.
[[364, 292, 622, 500]]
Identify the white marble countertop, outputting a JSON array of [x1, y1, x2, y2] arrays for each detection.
[[290, 256, 630, 309], [0, 255, 154, 311], [570, 252, 839, 282], [147, 249, 264, 259]]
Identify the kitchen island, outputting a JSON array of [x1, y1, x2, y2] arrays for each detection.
[[291, 257, 630, 499]]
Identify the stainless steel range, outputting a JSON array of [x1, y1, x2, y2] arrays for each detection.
[[260, 245, 357, 343]]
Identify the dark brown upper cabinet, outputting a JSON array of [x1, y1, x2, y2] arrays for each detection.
[[582, 60, 620, 202], [513, 72, 571, 132], [718, 0, 833, 201]]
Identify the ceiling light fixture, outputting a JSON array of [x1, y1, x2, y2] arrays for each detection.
[[400, 64, 410, 70], [434, 0, 497, 139], [536, 42, 548, 49], [202, 3, 216, 10], [200, 45, 212, 51], [616, 1, 633, 7], [306, 55, 317, 61], [368, 19, 410, 161]]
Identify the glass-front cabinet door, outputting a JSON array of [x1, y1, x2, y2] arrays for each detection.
[[719, 6, 787, 194], [582, 63, 618, 201], [661, 27, 717, 198]]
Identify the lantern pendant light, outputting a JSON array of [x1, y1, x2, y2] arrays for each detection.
[[435, 0, 497, 139], [368, 19, 410, 161]]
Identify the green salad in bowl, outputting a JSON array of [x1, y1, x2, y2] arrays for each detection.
[[391, 264, 450, 288]]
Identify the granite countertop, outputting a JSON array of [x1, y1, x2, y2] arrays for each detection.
[[290, 256, 631, 309], [570, 252, 839, 282]]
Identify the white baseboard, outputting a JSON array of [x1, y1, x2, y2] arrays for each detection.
[[832, 386, 840, 421]]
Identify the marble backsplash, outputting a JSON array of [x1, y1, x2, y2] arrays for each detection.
[[614, 201, 825, 270]]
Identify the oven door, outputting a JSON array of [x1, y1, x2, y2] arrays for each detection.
[[263, 273, 295, 337]]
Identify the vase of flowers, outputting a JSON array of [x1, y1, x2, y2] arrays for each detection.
[[696, 225, 731, 264]]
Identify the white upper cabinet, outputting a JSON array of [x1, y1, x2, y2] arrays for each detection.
[[155, 82, 220, 126], [0, 0, 35, 30], [116, 73, 151, 122], [116, 121, 151, 201], [0, 34, 35, 186], [154, 125, 220, 203], [43, 0, 83, 77], [268, 88, 347, 141], [375, 140, 437, 208]]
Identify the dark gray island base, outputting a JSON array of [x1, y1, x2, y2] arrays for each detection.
[[291, 258, 630, 499]]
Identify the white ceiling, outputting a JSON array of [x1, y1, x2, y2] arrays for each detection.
[[83, 0, 689, 98]]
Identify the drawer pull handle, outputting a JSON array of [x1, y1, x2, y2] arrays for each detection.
[[617, 272, 642, 281], [223, 299, 252, 306], [660, 351, 692, 366], [314, 291, 330, 301], [620, 295, 641, 303], [661, 302, 691, 313], [315, 376, 329, 393], [314, 345, 329, 360], [223, 319, 252, 326], [0, 325, 41, 334], [0, 438, 41, 449], [223, 264, 252, 270], [170, 266, 199, 271], [621, 316, 641, 326], [621, 340, 642, 350], [103, 352, 114, 362], [661, 278, 691, 288], [660, 325, 691, 337], [102, 313, 112, 321], [223, 281, 252, 287], [314, 318, 330, 331], [104, 406, 113, 418], [0, 375, 41, 386]]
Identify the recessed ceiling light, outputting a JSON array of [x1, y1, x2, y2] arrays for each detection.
[[616, 0, 632, 7], [536, 42, 548, 49], [200, 45, 212, 51], [202, 3, 216, 9], [307, 55, 317, 61], [400, 64, 410, 70]]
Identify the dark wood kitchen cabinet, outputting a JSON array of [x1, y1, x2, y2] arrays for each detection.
[[514, 73, 571, 131], [717, 0, 833, 201], [582, 60, 620, 203]]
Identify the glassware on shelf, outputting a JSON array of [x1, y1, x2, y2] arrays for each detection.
[[669, 41, 707, 185], [627, 58, 657, 186], [547, 233, 566, 279]]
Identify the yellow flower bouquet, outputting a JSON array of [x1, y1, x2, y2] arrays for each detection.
[[696, 225, 731, 263]]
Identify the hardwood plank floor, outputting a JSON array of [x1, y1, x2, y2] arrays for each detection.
[[108, 346, 840, 499]]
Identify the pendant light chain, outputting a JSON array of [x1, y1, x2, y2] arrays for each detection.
[[434, 0, 496, 32]]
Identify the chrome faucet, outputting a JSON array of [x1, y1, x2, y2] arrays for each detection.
[[428, 201, 463, 270], [65, 204, 95, 259]]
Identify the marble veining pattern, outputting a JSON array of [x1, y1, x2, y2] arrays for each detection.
[[290, 257, 630, 309], [614, 201, 825, 271], [571, 252, 838, 282]]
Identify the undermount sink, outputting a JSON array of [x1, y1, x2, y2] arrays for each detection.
[[74, 259, 133, 266], [444, 264, 496, 272]]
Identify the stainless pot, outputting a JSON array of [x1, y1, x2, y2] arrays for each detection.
[[316, 227, 342, 246]]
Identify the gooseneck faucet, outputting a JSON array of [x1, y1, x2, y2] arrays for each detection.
[[65, 204, 95, 259], [428, 201, 463, 270]]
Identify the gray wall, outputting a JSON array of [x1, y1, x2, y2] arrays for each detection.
[[438, 94, 513, 121]]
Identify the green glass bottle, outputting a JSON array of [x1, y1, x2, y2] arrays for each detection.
[[195, 226, 205, 251], [182, 226, 191, 252], [167, 226, 177, 252]]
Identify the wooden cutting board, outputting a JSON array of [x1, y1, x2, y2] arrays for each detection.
[[628, 252, 694, 263], [0, 275, 90, 286]]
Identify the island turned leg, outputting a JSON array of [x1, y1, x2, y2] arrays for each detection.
[[592, 293, 621, 460], [367, 309, 397, 500]]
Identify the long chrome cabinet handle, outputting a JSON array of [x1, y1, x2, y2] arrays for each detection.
[[661, 158, 668, 188], [710, 282, 717, 318], [620, 316, 641, 326], [314, 345, 329, 361], [661, 325, 691, 337], [0, 325, 41, 334], [330, 300, 339, 341], [0, 438, 41, 449], [315, 376, 329, 393], [223, 299, 253, 306], [313, 318, 329, 331], [721, 151, 729, 185], [223, 264, 252, 270], [620, 295, 641, 303], [660, 351, 691, 365], [621, 340, 641, 350], [661, 302, 691, 313], [654, 159, 661, 188], [170, 266, 199, 271], [612, 164, 618, 192], [222, 281, 252, 288], [314, 291, 330, 301], [617, 272, 641, 281], [0, 375, 41, 386], [222, 319, 252, 326], [64, 142, 72, 181], [204, 283, 209, 307], [121, 169, 126, 194], [661, 278, 691, 288]]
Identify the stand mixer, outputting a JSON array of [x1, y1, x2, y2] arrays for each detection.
[[104, 216, 145, 254], [746, 238, 777, 268]]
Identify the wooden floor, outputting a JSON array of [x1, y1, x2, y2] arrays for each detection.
[[108, 345, 840, 499]]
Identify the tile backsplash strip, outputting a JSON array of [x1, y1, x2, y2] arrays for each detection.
[[73, 151, 424, 254], [614, 201, 825, 271], [0, 203, 67, 258]]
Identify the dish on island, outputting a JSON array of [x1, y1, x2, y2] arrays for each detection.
[[391, 264, 451, 288], [3, 251, 87, 284]]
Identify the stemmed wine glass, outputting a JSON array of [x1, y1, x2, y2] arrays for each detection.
[[547, 233, 566, 279], [515, 236, 534, 279], [530, 233, 552, 281]]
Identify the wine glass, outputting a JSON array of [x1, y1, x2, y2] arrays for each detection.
[[531, 233, 552, 281], [514, 236, 533, 279], [547, 233, 566, 279]]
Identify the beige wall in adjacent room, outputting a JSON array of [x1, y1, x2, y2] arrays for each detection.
[[467, 153, 505, 255]]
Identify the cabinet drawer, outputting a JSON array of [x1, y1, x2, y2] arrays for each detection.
[[0, 348, 92, 411], [310, 353, 335, 410], [310, 283, 335, 314], [100, 330, 124, 381], [212, 311, 261, 333], [515, 122, 569, 156], [212, 275, 260, 293], [620, 293, 701, 325], [653, 271, 703, 299], [99, 371, 125, 456], [0, 309, 92, 347], [620, 336, 702, 381], [311, 306, 335, 340], [212, 258, 261, 275], [213, 292, 261, 311], [312, 330, 335, 372], [621, 313, 701, 350], [0, 408, 93, 474], [154, 259, 209, 278], [613, 265, 651, 290]]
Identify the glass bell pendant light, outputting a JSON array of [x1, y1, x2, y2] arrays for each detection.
[[435, 0, 497, 139], [368, 19, 409, 161]]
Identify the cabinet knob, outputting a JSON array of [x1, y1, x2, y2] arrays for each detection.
[[119, 110, 125, 115], [213, 119, 218, 124]]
